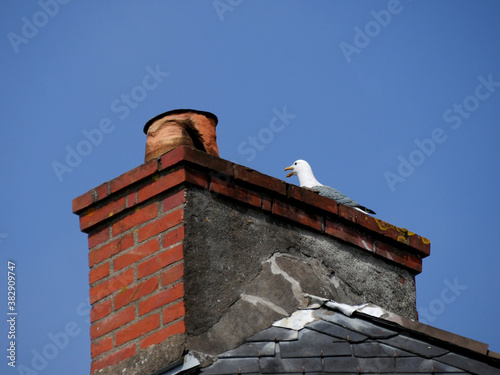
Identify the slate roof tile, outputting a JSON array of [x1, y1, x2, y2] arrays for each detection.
[[218, 342, 276, 358], [260, 357, 322, 373], [395, 357, 465, 373], [436, 352, 500, 375], [379, 335, 449, 358], [352, 341, 414, 358], [317, 310, 398, 339], [280, 328, 351, 358], [323, 356, 359, 372], [201, 358, 260, 374], [357, 357, 395, 372], [306, 319, 368, 343], [246, 326, 298, 342]]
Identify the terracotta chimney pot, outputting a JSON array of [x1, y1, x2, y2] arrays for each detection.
[[143, 109, 219, 162]]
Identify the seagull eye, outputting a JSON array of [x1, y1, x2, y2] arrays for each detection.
[[294, 162, 297, 165]]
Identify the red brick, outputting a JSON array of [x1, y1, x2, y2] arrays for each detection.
[[367, 217, 410, 244], [262, 197, 272, 212], [161, 263, 184, 287], [272, 200, 322, 231], [287, 184, 338, 215], [140, 320, 186, 349], [159, 146, 188, 170], [163, 190, 187, 212], [91, 336, 113, 358], [358, 216, 430, 257], [137, 169, 186, 204], [80, 198, 125, 231], [88, 227, 110, 249], [408, 233, 431, 256], [91, 300, 112, 323], [362, 216, 410, 244], [210, 177, 261, 207], [162, 226, 184, 249], [184, 167, 209, 189], [110, 159, 158, 194], [113, 239, 160, 271], [95, 182, 109, 200], [126, 191, 137, 208], [234, 164, 286, 196], [185, 146, 234, 175], [375, 242, 422, 273], [80, 196, 127, 231], [114, 276, 159, 310], [72, 190, 94, 214], [115, 314, 160, 347], [325, 219, 422, 273], [325, 219, 375, 253], [356, 214, 378, 234], [138, 209, 184, 243], [112, 202, 158, 236], [160, 146, 233, 176], [139, 282, 184, 316], [163, 301, 185, 324], [137, 245, 183, 279], [89, 262, 110, 285], [90, 306, 135, 340], [91, 343, 136, 373], [90, 269, 134, 304], [338, 204, 358, 223], [89, 233, 134, 267]]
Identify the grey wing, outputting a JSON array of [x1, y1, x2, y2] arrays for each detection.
[[311, 185, 360, 207]]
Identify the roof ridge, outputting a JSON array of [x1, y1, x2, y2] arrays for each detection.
[[304, 294, 500, 363]]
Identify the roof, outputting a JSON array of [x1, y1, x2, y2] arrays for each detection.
[[197, 297, 500, 374]]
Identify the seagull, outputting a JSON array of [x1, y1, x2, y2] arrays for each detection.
[[284, 159, 376, 215]]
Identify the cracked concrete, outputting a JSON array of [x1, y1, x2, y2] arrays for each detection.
[[182, 188, 417, 356]]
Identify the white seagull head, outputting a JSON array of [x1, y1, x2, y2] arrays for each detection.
[[284, 160, 322, 188]]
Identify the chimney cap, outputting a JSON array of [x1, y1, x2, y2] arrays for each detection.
[[143, 109, 218, 134]]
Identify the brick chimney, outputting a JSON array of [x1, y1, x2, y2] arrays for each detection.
[[73, 110, 430, 374]]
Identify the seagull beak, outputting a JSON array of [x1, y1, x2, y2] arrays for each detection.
[[284, 166, 294, 178]]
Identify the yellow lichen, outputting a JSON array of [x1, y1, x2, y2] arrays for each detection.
[[375, 218, 407, 234], [374, 218, 395, 231], [373, 218, 430, 247]]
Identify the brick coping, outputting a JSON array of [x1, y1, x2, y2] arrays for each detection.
[[73, 146, 430, 274]]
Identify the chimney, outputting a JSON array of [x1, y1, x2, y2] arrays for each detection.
[[143, 109, 219, 162], [73, 110, 430, 374]]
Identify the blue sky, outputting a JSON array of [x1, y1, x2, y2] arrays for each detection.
[[1, 1, 500, 374]]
